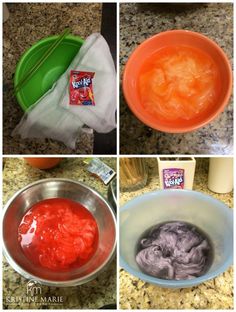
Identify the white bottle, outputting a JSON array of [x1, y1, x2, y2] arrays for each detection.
[[208, 157, 233, 193]]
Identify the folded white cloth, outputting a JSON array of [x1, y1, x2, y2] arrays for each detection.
[[13, 33, 117, 149]]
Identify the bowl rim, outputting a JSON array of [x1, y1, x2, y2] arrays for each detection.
[[2, 178, 117, 287], [14, 34, 84, 112], [120, 189, 233, 288], [123, 29, 233, 133]]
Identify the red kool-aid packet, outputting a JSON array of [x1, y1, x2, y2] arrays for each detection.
[[69, 70, 95, 106]]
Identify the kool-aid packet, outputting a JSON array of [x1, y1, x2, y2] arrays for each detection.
[[163, 168, 184, 189], [69, 70, 95, 106]]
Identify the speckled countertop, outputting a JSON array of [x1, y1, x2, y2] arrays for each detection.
[[119, 158, 233, 309], [3, 3, 102, 154], [120, 3, 233, 155], [3, 157, 116, 309]]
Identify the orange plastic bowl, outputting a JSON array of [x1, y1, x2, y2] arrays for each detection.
[[123, 30, 232, 133], [24, 157, 63, 169]]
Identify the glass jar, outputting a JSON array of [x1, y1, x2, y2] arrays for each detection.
[[120, 158, 148, 191]]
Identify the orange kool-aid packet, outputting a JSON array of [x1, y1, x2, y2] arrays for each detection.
[[69, 70, 95, 106]]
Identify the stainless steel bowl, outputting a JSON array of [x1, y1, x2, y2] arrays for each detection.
[[3, 178, 116, 287], [108, 178, 117, 212]]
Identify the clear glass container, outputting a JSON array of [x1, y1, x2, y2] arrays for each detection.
[[120, 158, 148, 192]]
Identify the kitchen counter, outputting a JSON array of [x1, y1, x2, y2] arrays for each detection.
[[119, 158, 233, 309], [120, 3, 233, 155], [3, 3, 102, 154], [3, 157, 116, 309]]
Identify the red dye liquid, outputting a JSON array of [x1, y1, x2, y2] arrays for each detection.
[[18, 198, 99, 271]]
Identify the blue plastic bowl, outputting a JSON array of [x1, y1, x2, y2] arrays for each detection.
[[120, 189, 233, 288]]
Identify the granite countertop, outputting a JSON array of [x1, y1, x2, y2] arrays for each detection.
[[120, 3, 233, 155], [119, 158, 233, 309], [3, 158, 116, 309], [3, 3, 102, 154]]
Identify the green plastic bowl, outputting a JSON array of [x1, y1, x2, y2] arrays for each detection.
[[14, 34, 84, 111]]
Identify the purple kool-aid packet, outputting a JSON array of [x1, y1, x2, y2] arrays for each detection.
[[163, 168, 184, 189]]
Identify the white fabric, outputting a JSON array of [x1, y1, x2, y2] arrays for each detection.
[[12, 33, 116, 149]]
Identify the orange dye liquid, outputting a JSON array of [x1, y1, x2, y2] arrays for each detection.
[[139, 45, 220, 120]]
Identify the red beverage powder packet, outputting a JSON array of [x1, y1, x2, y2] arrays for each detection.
[[69, 70, 95, 106]]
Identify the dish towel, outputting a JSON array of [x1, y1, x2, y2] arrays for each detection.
[[12, 33, 117, 149]]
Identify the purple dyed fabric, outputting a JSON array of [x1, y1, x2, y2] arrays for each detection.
[[136, 221, 211, 280]]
